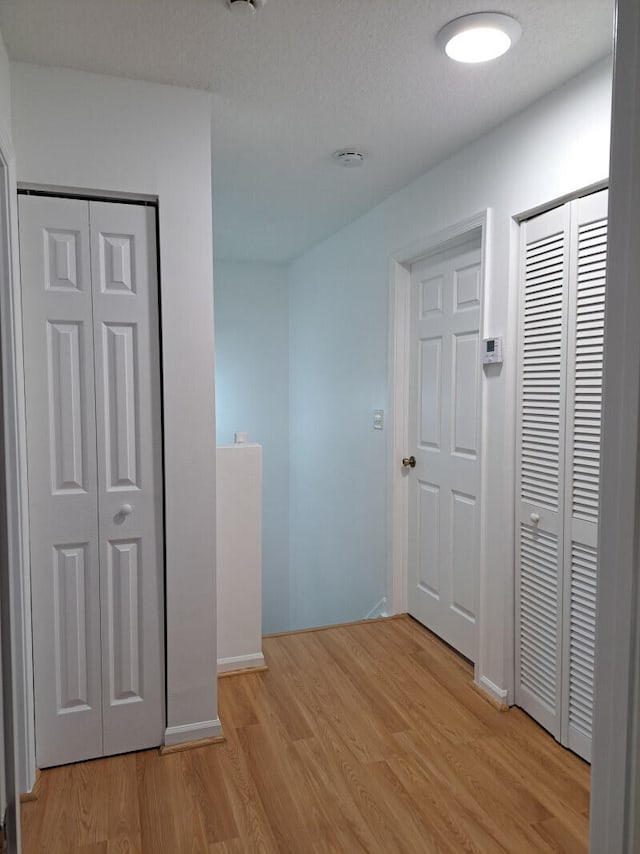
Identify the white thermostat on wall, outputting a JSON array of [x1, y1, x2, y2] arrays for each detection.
[[483, 337, 503, 365]]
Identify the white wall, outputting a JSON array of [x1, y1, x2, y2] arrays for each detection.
[[216, 444, 264, 671], [0, 30, 10, 137], [214, 260, 290, 632], [11, 62, 220, 750], [288, 58, 613, 698]]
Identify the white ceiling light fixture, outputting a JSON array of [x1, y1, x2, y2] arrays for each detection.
[[437, 13, 522, 63], [227, 0, 266, 15], [333, 149, 366, 167]]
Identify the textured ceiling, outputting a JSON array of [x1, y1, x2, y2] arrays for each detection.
[[0, 0, 614, 262]]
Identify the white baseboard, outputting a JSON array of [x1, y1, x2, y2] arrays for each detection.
[[477, 675, 509, 706], [217, 652, 266, 674], [365, 597, 389, 620], [164, 717, 223, 747]]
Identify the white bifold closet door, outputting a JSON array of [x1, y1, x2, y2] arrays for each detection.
[[516, 188, 607, 763], [19, 195, 165, 768]]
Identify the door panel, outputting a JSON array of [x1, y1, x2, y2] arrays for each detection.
[[408, 242, 482, 661], [515, 204, 570, 741], [561, 189, 608, 761], [89, 201, 165, 756], [19, 195, 103, 766]]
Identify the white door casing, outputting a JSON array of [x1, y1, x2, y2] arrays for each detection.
[[19, 195, 164, 767], [407, 242, 482, 662]]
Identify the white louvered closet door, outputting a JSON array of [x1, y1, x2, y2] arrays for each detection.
[[515, 204, 570, 741], [516, 189, 608, 763], [561, 189, 608, 762]]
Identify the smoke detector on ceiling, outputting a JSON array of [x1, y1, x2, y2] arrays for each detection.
[[228, 0, 266, 14], [333, 149, 366, 167]]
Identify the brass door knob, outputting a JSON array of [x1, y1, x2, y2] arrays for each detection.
[[402, 456, 416, 468]]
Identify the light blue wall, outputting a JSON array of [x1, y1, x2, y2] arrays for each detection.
[[287, 59, 613, 667], [288, 243, 388, 628], [214, 260, 290, 633]]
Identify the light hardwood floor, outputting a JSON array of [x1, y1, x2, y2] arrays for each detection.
[[21, 616, 589, 853]]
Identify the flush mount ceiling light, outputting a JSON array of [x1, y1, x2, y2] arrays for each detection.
[[333, 149, 366, 167], [227, 0, 266, 14], [437, 12, 522, 63]]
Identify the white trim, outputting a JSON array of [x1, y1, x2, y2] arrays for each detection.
[[478, 675, 508, 706], [0, 119, 23, 854], [386, 211, 490, 682], [386, 259, 410, 615], [364, 597, 388, 620], [163, 718, 223, 747], [513, 178, 609, 225], [217, 653, 266, 674], [17, 181, 157, 204], [590, 0, 640, 850], [0, 115, 35, 802]]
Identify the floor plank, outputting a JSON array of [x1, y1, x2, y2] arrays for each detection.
[[21, 616, 590, 853]]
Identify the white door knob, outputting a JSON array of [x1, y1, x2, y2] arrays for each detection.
[[119, 503, 133, 517], [530, 512, 540, 525]]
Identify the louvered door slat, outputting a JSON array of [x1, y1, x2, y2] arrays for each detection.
[[561, 188, 608, 763]]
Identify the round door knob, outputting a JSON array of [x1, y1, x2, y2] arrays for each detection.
[[119, 503, 133, 517], [402, 456, 417, 469], [530, 512, 540, 525]]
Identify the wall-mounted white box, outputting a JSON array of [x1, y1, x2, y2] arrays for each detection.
[[216, 444, 265, 674]]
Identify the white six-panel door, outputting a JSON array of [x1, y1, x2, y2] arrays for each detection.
[[19, 195, 164, 767], [516, 189, 607, 762], [408, 242, 482, 662]]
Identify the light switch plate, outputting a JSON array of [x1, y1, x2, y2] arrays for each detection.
[[373, 410, 384, 430]]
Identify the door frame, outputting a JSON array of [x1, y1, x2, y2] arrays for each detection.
[[590, 0, 640, 848], [0, 111, 29, 844], [386, 209, 489, 681]]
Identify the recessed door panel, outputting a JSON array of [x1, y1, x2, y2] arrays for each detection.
[[450, 491, 476, 620], [99, 233, 137, 294], [47, 321, 87, 494], [53, 543, 91, 713], [454, 264, 480, 311], [106, 539, 142, 705], [417, 481, 440, 598], [420, 274, 443, 316], [45, 229, 82, 292], [419, 338, 441, 449], [452, 332, 479, 457], [103, 323, 139, 491]]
